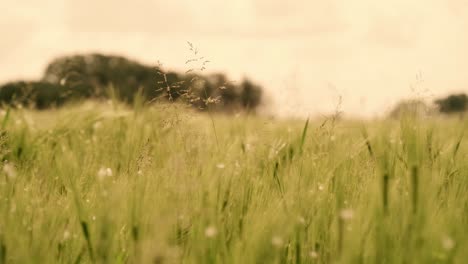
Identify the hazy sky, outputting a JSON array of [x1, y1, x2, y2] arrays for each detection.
[[1, 0, 467, 117]]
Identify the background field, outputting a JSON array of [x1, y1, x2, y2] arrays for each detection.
[[0, 101, 467, 263]]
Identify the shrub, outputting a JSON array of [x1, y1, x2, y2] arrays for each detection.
[[434, 93, 468, 113]]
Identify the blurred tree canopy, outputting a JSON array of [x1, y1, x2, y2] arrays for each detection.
[[434, 93, 467, 113], [389, 93, 468, 118], [388, 99, 432, 118], [0, 81, 80, 109], [0, 54, 263, 111]]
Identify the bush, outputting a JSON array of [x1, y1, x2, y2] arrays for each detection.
[[434, 93, 468, 113]]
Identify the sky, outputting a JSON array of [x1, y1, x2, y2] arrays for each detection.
[[1, 0, 467, 117]]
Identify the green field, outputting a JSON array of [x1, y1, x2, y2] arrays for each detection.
[[0, 101, 466, 263]]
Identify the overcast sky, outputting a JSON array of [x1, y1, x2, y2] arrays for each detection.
[[1, 0, 467, 117]]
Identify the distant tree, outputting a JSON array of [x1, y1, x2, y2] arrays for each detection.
[[434, 93, 468, 113], [0, 54, 265, 111], [0, 81, 81, 109], [183, 74, 263, 112], [38, 53, 264, 111], [389, 99, 432, 118], [240, 79, 262, 110], [42, 54, 161, 102]]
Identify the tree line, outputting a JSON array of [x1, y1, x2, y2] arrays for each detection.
[[0, 53, 263, 111], [1, 54, 466, 117], [390, 93, 468, 117]]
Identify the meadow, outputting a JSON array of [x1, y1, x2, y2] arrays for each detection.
[[0, 101, 466, 263]]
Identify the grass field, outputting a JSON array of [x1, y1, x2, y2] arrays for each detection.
[[0, 101, 466, 263]]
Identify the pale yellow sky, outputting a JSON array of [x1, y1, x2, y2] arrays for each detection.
[[1, 0, 467, 117]]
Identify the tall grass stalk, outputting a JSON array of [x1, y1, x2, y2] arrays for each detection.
[[0, 104, 466, 263]]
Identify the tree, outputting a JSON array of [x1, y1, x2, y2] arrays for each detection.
[[0, 81, 80, 109], [434, 93, 468, 113], [388, 99, 432, 118], [0, 53, 264, 111]]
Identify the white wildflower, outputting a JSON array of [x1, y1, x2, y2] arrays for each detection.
[[97, 168, 107, 180], [309, 251, 319, 259], [204, 225, 217, 238], [63, 230, 71, 240], [339, 209, 354, 220], [245, 143, 252, 151], [318, 184, 324, 191], [93, 121, 102, 130], [97, 167, 113, 181], [271, 236, 283, 248], [3, 163, 17, 179], [216, 163, 225, 169], [442, 235, 455, 250], [297, 216, 306, 225]]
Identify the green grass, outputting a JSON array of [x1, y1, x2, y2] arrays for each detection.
[[0, 101, 466, 263]]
